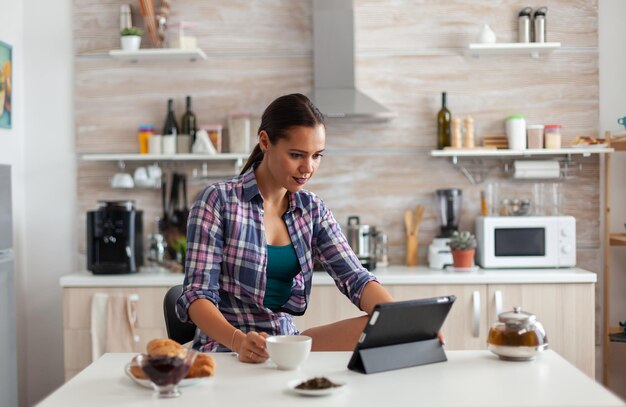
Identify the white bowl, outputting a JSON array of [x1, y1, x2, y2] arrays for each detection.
[[266, 335, 312, 370]]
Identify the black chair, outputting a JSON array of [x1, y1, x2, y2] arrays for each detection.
[[163, 284, 197, 344]]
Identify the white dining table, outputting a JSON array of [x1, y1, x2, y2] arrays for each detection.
[[38, 350, 625, 407]]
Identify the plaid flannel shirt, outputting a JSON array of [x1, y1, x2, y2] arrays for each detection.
[[177, 165, 378, 352]]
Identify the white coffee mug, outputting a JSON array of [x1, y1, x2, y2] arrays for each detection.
[[110, 172, 135, 189], [148, 134, 163, 155], [147, 164, 162, 180], [266, 335, 312, 370]]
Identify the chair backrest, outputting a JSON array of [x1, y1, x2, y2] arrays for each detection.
[[163, 284, 197, 345]]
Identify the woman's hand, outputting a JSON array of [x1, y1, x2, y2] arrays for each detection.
[[236, 331, 269, 364], [437, 331, 446, 346]]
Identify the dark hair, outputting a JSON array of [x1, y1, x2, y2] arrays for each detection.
[[240, 93, 325, 174]]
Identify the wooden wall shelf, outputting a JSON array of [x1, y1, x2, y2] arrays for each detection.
[[603, 130, 626, 386], [610, 134, 626, 151], [609, 233, 626, 246]]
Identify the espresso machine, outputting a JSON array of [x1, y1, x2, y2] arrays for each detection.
[[87, 200, 143, 274], [428, 189, 462, 269]]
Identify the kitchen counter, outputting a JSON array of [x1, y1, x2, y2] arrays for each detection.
[[60, 266, 596, 288], [40, 351, 624, 407]]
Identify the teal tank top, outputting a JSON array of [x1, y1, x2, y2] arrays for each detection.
[[264, 244, 300, 312]]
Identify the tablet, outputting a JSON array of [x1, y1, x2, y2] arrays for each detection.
[[347, 295, 456, 374]]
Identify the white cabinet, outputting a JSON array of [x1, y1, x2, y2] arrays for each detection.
[[294, 282, 594, 377], [61, 277, 595, 380], [487, 284, 594, 377]]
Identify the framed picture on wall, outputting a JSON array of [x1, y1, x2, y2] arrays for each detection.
[[0, 40, 12, 129]]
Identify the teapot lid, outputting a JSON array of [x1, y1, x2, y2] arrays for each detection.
[[498, 306, 536, 326]]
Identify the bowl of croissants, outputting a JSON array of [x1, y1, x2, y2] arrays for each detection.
[[125, 338, 216, 388]]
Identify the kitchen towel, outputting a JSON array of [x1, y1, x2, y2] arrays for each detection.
[[90, 293, 108, 362], [105, 294, 140, 354], [513, 160, 560, 179], [90, 293, 141, 362]]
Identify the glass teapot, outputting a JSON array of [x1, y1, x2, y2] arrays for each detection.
[[487, 306, 549, 361]]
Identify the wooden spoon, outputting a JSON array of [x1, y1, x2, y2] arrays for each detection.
[[404, 209, 414, 236], [413, 205, 425, 233]]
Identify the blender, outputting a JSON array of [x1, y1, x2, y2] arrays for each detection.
[[428, 189, 462, 269]]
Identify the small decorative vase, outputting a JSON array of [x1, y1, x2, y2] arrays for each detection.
[[477, 24, 496, 44], [121, 35, 141, 51], [451, 249, 475, 268]]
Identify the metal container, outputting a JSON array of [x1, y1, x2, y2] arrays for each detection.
[[147, 233, 167, 266], [518, 7, 533, 43], [345, 216, 377, 271], [533, 7, 548, 43], [487, 306, 549, 361]]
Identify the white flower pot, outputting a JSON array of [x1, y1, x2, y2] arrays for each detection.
[[120, 36, 141, 51]]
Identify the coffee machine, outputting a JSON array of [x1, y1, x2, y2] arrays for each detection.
[[428, 189, 462, 269], [87, 200, 143, 274]]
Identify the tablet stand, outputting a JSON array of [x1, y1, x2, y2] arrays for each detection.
[[349, 338, 447, 374]]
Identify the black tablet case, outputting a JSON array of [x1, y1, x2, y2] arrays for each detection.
[[347, 296, 456, 374]]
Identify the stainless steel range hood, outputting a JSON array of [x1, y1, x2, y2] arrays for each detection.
[[312, 0, 396, 120]]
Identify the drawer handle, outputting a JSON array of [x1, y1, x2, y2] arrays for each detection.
[[494, 290, 503, 318], [472, 290, 480, 338]]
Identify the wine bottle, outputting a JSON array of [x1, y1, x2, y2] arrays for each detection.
[[162, 98, 179, 136], [437, 92, 451, 149], [181, 95, 197, 146]]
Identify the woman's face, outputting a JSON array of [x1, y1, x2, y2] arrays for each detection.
[[261, 125, 326, 192]]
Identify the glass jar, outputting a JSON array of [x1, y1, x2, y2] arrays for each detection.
[[487, 306, 549, 361], [376, 232, 389, 268], [527, 124, 544, 149], [544, 124, 562, 149], [137, 125, 155, 154], [227, 112, 251, 153]]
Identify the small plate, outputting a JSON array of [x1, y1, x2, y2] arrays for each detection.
[[124, 363, 210, 389], [287, 379, 346, 397]]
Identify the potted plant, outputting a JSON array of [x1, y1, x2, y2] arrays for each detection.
[[120, 27, 143, 51], [448, 231, 477, 268]]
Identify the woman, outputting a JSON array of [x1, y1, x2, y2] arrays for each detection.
[[177, 93, 394, 363]]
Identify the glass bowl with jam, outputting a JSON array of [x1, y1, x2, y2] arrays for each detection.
[[135, 348, 198, 398], [487, 306, 548, 361]]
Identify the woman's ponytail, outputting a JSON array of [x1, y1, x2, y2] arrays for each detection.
[[240, 143, 264, 174]]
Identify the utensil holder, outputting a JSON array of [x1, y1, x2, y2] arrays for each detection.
[[406, 234, 418, 266]]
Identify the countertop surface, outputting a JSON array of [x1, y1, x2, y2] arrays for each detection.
[[60, 266, 597, 288], [39, 351, 624, 407]]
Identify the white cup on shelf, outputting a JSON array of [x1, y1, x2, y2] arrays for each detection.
[[148, 134, 163, 155], [162, 135, 176, 155]]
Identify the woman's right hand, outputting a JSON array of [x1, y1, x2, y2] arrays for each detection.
[[236, 331, 269, 364]]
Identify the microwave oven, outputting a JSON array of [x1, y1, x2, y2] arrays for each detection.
[[476, 216, 575, 268]]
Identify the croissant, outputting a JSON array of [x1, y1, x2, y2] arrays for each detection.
[[146, 338, 183, 357], [186, 353, 217, 378], [129, 338, 217, 379]]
